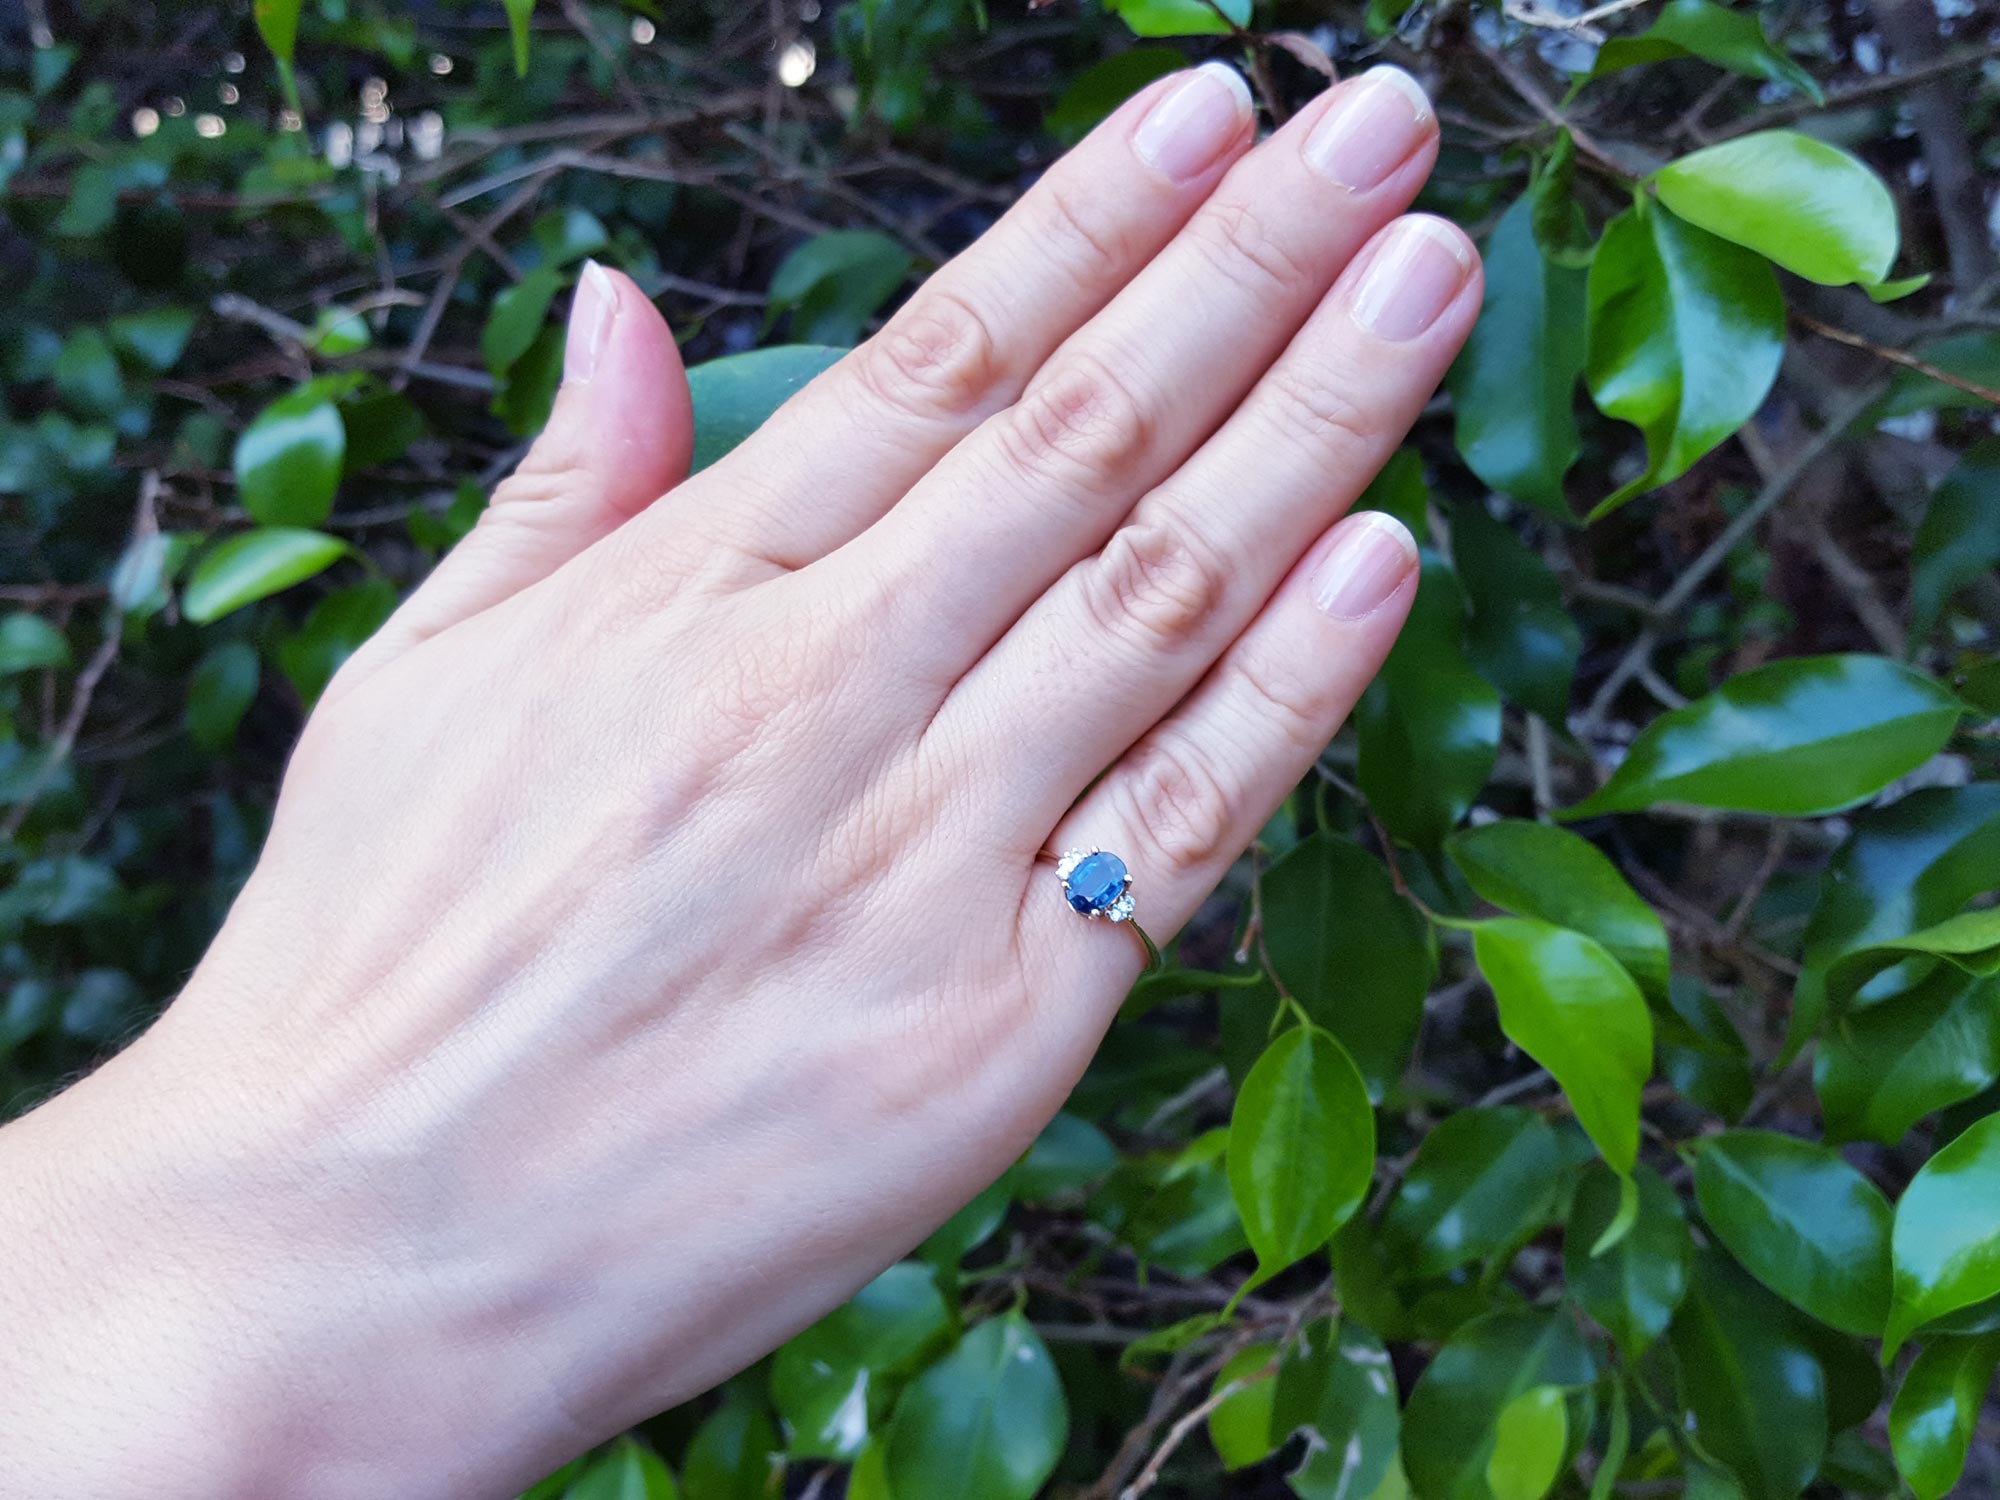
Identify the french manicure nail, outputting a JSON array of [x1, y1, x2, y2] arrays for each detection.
[[1134, 62, 1254, 183], [1303, 65, 1432, 192], [1349, 217, 1474, 342], [564, 259, 618, 385], [1311, 512, 1419, 620]]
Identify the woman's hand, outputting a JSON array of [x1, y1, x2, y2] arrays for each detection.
[[0, 61, 1476, 1499]]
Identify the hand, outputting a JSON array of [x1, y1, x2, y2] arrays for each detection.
[[0, 61, 1477, 1499]]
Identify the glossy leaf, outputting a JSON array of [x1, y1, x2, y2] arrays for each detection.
[[1484, 1386, 1566, 1500], [1006, 1112, 1116, 1202], [1454, 503, 1580, 721], [1228, 1024, 1375, 1280], [687, 346, 846, 473], [1816, 970, 2000, 1145], [182, 528, 346, 624], [1691, 1129, 1892, 1335], [1565, 1163, 1690, 1358], [1046, 50, 1182, 145], [1206, 1319, 1400, 1498], [772, 1262, 949, 1460], [1669, 1247, 1828, 1500], [768, 231, 913, 347], [1659, 979, 1755, 1120], [682, 1392, 782, 1500], [566, 1438, 678, 1500], [1791, 783, 2000, 1051], [1402, 1308, 1594, 1500], [1106, 0, 1249, 37], [1589, 0, 1823, 101], [1354, 559, 1500, 849], [233, 385, 345, 527], [1448, 195, 1586, 518], [883, 1314, 1066, 1500], [1207, 1341, 1281, 1470], [1447, 821, 1669, 1003], [253, 0, 301, 68], [1471, 919, 1652, 1174], [1582, 200, 1783, 519], [0, 612, 70, 673], [502, 0, 535, 75], [1886, 1111, 2000, 1358], [276, 578, 396, 708], [1910, 438, 2000, 645], [186, 641, 259, 749], [1258, 834, 1432, 1099], [1888, 1332, 2000, 1500], [109, 306, 196, 372], [1654, 130, 1898, 288], [1824, 905, 2000, 1016], [1382, 1107, 1565, 1279], [482, 265, 566, 379], [1564, 655, 1963, 819]]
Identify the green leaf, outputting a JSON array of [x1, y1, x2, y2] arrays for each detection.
[[253, 0, 302, 67], [483, 265, 567, 379], [1046, 50, 1184, 146], [1885, 1111, 2000, 1359], [531, 208, 609, 268], [682, 1392, 782, 1500], [492, 324, 566, 437], [1227, 1024, 1375, 1280], [1257, 834, 1432, 1099], [1106, 0, 1249, 37], [1006, 1112, 1117, 1201], [1888, 1331, 2000, 1500], [1910, 438, 2000, 646], [1660, 978, 1755, 1120], [109, 307, 196, 372], [1453, 504, 1580, 721], [1668, 1246, 1828, 1500], [768, 232, 914, 348], [772, 1263, 951, 1460], [1564, 655, 1963, 819], [1447, 821, 1669, 1003], [53, 328, 123, 416], [917, 1178, 1009, 1272], [186, 641, 259, 749], [307, 305, 370, 356], [1691, 1129, 1892, 1336], [1653, 130, 1898, 288], [1207, 1341, 1282, 1470], [1582, 200, 1783, 520], [1824, 905, 2000, 1016], [276, 578, 397, 708], [1382, 1107, 1565, 1280], [1791, 783, 2000, 1052], [1484, 1386, 1567, 1500], [503, 0, 536, 75], [233, 385, 346, 528], [0, 612, 70, 673], [1284, 1322, 1402, 1500], [54, 161, 119, 238], [1816, 970, 2000, 1146], [1564, 1163, 1690, 1359], [1471, 919, 1653, 1174], [1589, 0, 1823, 103], [883, 1314, 1066, 1500], [688, 346, 846, 473], [1354, 558, 1500, 849], [565, 1438, 678, 1500], [183, 529, 347, 623], [1402, 1308, 1594, 1500], [1448, 195, 1586, 518]]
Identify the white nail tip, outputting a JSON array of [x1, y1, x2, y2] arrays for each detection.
[[1364, 64, 1431, 122]]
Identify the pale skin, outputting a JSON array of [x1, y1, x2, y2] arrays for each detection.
[[0, 62, 1479, 1499]]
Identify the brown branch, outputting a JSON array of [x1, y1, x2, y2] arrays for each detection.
[[1792, 311, 2000, 408]]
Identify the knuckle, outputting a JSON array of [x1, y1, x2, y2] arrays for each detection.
[[1120, 732, 1237, 877], [858, 284, 1005, 423], [1232, 649, 1334, 755], [1033, 176, 1133, 285], [1081, 517, 1228, 652], [1256, 360, 1376, 458], [994, 352, 1153, 492], [1186, 196, 1317, 300]]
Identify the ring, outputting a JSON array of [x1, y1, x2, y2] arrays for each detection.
[[1045, 847, 1163, 972]]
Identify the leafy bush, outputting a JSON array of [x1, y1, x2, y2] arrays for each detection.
[[4, 2, 1999, 1497]]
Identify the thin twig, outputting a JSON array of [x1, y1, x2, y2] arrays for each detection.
[[1792, 311, 2000, 407]]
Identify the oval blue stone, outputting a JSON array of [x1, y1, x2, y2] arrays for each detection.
[[1064, 851, 1129, 915]]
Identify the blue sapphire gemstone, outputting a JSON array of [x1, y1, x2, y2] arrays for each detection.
[[1064, 851, 1130, 915]]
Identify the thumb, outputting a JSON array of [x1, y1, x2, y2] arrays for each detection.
[[330, 262, 692, 701]]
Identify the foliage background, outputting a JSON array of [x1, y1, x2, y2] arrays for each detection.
[[4, 1, 2000, 1496]]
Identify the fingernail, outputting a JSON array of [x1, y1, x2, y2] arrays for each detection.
[[1311, 511, 1418, 619], [1303, 65, 1432, 191], [1349, 217, 1474, 342], [564, 260, 618, 384], [1134, 62, 1254, 183]]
